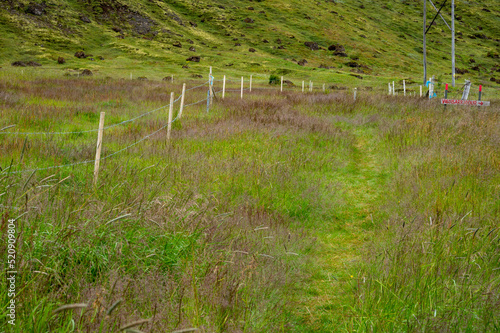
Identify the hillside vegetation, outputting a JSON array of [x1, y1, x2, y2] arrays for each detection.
[[1, 0, 499, 87]]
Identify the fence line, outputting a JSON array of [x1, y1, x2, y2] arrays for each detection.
[[2, 69, 496, 176], [0, 82, 208, 136], [1, 94, 210, 175]]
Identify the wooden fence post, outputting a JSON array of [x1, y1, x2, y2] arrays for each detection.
[[222, 75, 226, 99], [241, 77, 244, 99], [93, 112, 105, 186], [178, 83, 186, 118], [167, 92, 174, 140], [250, 75, 252, 92]]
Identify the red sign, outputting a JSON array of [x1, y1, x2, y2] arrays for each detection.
[[441, 99, 490, 106]]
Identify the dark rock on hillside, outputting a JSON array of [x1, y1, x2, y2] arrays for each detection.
[[283, 80, 294, 87], [243, 18, 254, 23], [249, 48, 256, 52], [297, 59, 308, 66], [57, 57, 65, 64], [277, 45, 285, 49], [112, 26, 122, 33], [173, 41, 182, 48], [490, 77, 498, 83], [263, 39, 269, 43], [12, 61, 41, 67], [26, 3, 46, 16], [137, 77, 147, 81], [304, 42, 319, 50], [128, 12, 156, 35], [455, 68, 469, 74], [235, 43, 241, 46], [350, 74, 363, 79], [189, 21, 197, 27], [162, 76, 172, 81], [318, 64, 332, 69], [80, 15, 91, 23], [191, 74, 203, 78], [182, 65, 189, 69], [186, 56, 200, 62], [75, 51, 86, 58], [276, 38, 282, 44], [186, 39, 194, 44], [166, 11, 184, 26], [487, 51, 499, 59], [80, 69, 93, 76], [189, 46, 195, 52], [346, 61, 360, 68]]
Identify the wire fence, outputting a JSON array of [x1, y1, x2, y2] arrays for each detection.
[[1, 72, 497, 176]]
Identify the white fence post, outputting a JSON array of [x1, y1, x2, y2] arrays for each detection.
[[281, 76, 283, 92], [403, 80, 406, 96], [93, 112, 106, 186], [323, 83, 325, 92], [302, 81, 304, 93], [250, 75, 252, 92], [420, 85, 422, 97], [178, 83, 186, 119], [392, 81, 395, 96], [241, 77, 244, 99], [388, 83, 391, 95], [167, 92, 174, 140], [354, 88, 357, 101], [222, 75, 226, 99], [208, 67, 212, 103]]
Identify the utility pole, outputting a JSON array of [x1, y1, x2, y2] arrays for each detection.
[[451, 0, 455, 87], [423, 0, 427, 85]]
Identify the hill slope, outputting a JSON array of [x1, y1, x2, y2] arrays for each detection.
[[1, 0, 499, 87]]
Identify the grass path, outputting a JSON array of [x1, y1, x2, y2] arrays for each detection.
[[290, 121, 389, 332]]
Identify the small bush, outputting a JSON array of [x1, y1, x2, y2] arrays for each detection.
[[269, 74, 280, 85]]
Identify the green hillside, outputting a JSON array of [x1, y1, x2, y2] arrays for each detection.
[[1, 0, 499, 88]]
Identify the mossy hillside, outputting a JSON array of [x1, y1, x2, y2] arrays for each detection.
[[0, 0, 499, 88]]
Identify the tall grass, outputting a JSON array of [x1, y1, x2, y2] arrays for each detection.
[[1, 73, 499, 332]]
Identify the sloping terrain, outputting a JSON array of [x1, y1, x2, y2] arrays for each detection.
[[1, 0, 499, 87]]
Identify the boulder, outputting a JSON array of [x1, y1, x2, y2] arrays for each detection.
[[26, 3, 45, 16], [80, 69, 93, 76], [57, 57, 65, 64], [249, 48, 256, 52], [74, 51, 86, 59], [173, 41, 182, 48], [304, 42, 319, 50], [297, 59, 308, 66], [189, 46, 196, 52], [186, 56, 200, 62], [12, 61, 41, 67], [80, 15, 91, 23]]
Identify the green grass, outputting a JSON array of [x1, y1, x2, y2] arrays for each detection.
[[1, 0, 499, 90], [0, 71, 499, 332]]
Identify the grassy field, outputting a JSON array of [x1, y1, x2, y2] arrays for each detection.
[[0, 69, 499, 332]]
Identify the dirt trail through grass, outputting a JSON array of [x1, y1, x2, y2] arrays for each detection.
[[291, 122, 388, 332]]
